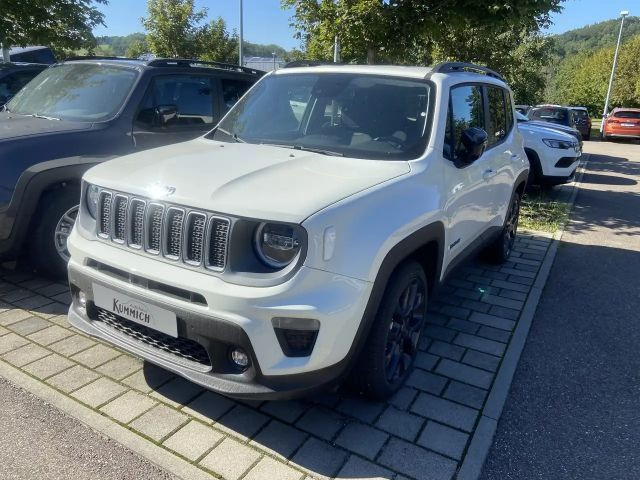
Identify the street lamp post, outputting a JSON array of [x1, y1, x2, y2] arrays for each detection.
[[601, 10, 629, 132], [239, 0, 243, 66]]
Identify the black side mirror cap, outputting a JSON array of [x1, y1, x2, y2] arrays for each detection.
[[459, 127, 488, 164]]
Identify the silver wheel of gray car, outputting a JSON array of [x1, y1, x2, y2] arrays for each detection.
[[54, 205, 78, 263]]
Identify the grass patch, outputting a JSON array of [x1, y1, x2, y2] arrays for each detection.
[[520, 191, 571, 232]]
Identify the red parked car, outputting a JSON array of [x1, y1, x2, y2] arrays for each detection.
[[603, 108, 640, 141]]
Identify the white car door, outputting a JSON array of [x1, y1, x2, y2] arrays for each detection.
[[442, 84, 494, 267]]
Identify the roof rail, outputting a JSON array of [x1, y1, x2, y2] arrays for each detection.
[[65, 55, 140, 62], [431, 62, 504, 81], [283, 60, 340, 68], [147, 58, 264, 75]]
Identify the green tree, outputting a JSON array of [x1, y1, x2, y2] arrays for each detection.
[[548, 35, 640, 114], [142, 0, 206, 58], [282, 0, 563, 65], [0, 0, 106, 60], [198, 18, 238, 63]]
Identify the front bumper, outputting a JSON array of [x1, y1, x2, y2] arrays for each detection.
[[67, 229, 373, 399]]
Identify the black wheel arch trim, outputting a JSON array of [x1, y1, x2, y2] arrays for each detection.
[[0, 156, 117, 257]]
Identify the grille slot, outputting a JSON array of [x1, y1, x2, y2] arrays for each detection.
[[146, 204, 164, 254], [95, 188, 231, 272], [164, 208, 185, 260], [128, 199, 146, 248], [185, 212, 206, 265], [112, 195, 128, 243], [94, 307, 211, 368], [207, 218, 230, 270], [98, 191, 112, 238]]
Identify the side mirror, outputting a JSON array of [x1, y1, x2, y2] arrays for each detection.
[[155, 104, 178, 126], [459, 127, 488, 164]]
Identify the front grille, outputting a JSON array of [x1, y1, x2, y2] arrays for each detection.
[[164, 208, 185, 259], [95, 307, 211, 368], [95, 188, 231, 272], [208, 218, 230, 270], [112, 195, 128, 243]]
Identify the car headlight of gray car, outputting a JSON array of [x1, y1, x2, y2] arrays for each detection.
[[254, 222, 303, 268]]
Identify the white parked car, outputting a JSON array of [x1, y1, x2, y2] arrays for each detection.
[[67, 62, 529, 400], [516, 112, 581, 186]]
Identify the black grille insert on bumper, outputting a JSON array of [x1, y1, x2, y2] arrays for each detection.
[[94, 307, 211, 368]]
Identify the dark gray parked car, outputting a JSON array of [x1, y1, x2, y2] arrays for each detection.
[[0, 56, 262, 277], [0, 62, 48, 106]]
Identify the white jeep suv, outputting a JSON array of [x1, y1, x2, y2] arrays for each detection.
[[516, 112, 581, 186], [67, 62, 529, 400]]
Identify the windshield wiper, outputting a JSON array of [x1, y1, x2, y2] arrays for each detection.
[[29, 113, 61, 121], [215, 126, 245, 143], [259, 143, 343, 157]]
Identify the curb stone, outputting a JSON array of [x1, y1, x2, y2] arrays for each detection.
[[455, 155, 588, 480]]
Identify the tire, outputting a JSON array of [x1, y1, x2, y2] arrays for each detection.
[[29, 187, 80, 279], [351, 260, 428, 400], [485, 190, 521, 263]]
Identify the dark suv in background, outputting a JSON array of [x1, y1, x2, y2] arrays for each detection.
[[0, 57, 262, 278], [0, 63, 48, 106], [570, 106, 592, 140], [528, 105, 583, 144]]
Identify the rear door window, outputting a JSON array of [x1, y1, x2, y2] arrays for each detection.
[[221, 78, 253, 110], [136, 75, 217, 128], [486, 86, 507, 146]]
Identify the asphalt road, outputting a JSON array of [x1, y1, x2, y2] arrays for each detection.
[[481, 141, 640, 479], [0, 377, 177, 480]]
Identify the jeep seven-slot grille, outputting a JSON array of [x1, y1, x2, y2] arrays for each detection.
[[96, 189, 230, 272]]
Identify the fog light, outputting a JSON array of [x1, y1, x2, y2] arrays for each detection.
[[230, 348, 250, 369], [78, 291, 87, 309]]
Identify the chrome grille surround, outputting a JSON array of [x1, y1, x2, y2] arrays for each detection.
[[94, 188, 231, 273]]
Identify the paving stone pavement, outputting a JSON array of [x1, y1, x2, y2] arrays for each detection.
[[0, 232, 552, 480]]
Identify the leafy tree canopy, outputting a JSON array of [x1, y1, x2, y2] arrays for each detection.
[[0, 0, 106, 53]]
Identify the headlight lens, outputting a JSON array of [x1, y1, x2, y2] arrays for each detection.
[[254, 222, 302, 268], [542, 138, 573, 149], [86, 184, 100, 219]]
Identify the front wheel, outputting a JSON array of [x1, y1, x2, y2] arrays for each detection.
[[352, 261, 428, 400], [486, 191, 521, 263], [30, 188, 80, 279]]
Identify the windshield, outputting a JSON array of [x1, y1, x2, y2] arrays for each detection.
[[210, 73, 431, 160], [614, 110, 640, 119], [6, 63, 138, 122]]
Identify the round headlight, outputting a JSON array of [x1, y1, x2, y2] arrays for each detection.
[[86, 184, 100, 219], [254, 222, 302, 269]]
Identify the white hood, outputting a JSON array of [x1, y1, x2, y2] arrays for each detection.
[[84, 138, 411, 224], [518, 122, 575, 141]]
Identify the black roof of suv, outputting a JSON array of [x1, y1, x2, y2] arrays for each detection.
[[0, 56, 264, 277]]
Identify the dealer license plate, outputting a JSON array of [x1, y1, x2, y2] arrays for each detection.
[[93, 284, 178, 337]]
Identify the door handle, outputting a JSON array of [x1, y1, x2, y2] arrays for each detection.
[[483, 169, 497, 181], [510, 154, 520, 162]]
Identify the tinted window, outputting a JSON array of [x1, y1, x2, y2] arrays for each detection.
[[221, 78, 253, 110], [504, 91, 514, 132], [0, 71, 40, 103], [487, 87, 507, 145], [445, 85, 484, 160], [572, 109, 588, 119], [212, 73, 432, 161], [137, 75, 215, 127], [613, 110, 640, 119], [6, 63, 138, 122], [530, 107, 570, 126]]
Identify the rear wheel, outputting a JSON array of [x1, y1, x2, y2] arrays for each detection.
[[29, 187, 79, 279], [352, 260, 428, 400], [485, 191, 521, 263]]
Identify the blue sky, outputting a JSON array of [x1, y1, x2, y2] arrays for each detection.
[[94, 0, 635, 49]]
